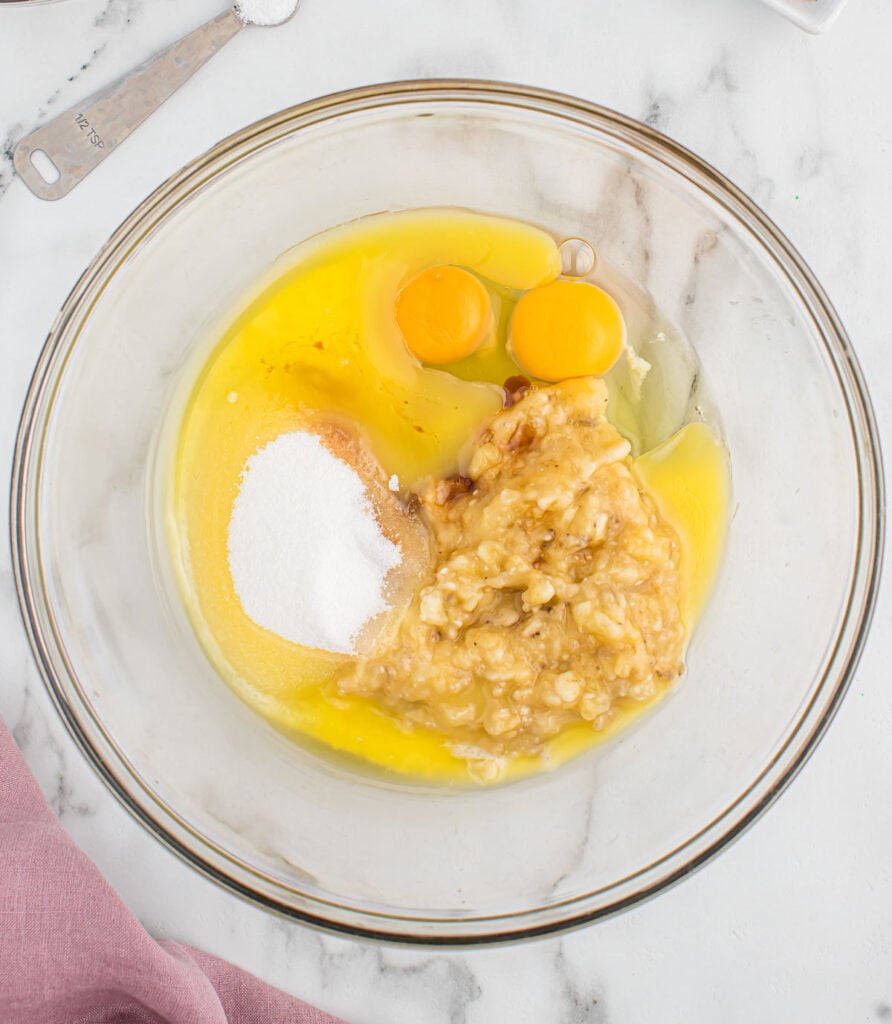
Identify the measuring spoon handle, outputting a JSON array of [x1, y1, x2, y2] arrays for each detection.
[[13, 9, 243, 201]]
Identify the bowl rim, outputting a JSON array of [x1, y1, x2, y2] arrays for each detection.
[[10, 78, 886, 945]]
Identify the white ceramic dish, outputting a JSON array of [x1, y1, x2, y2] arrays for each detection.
[[759, 0, 849, 33]]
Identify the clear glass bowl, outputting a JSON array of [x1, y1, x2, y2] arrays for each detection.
[[11, 82, 884, 943]]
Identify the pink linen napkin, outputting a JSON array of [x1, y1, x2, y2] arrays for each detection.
[[0, 717, 345, 1024]]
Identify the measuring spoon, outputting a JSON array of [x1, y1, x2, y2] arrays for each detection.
[[13, 2, 300, 201]]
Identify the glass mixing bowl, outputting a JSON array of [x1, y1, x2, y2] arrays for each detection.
[[11, 82, 884, 943]]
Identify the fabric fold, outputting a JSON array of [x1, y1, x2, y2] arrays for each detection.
[[0, 718, 344, 1024]]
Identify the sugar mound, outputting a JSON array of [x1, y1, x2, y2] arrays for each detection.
[[227, 431, 401, 654], [234, 0, 299, 27]]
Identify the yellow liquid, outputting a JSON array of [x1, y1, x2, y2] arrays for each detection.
[[633, 421, 732, 629], [171, 208, 730, 785]]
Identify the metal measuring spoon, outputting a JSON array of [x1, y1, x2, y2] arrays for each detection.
[[13, 2, 300, 201]]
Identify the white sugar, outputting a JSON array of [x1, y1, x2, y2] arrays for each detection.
[[227, 431, 401, 654], [234, 0, 298, 26]]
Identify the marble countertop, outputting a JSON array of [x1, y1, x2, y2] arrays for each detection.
[[1, 0, 890, 1020]]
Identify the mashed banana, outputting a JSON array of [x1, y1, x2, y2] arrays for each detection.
[[339, 377, 685, 773]]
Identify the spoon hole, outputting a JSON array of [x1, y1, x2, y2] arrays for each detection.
[[29, 149, 61, 185]]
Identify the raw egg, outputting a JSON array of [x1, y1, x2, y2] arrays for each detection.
[[510, 278, 626, 381], [396, 265, 493, 364]]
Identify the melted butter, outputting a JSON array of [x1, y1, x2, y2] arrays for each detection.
[[171, 208, 729, 786], [633, 421, 731, 630]]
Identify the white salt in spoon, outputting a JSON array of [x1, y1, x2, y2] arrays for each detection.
[[13, 1, 300, 200]]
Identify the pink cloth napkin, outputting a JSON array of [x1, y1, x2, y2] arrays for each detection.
[[0, 718, 345, 1024]]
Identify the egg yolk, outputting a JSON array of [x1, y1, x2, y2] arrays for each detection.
[[510, 278, 625, 381], [396, 265, 493, 364]]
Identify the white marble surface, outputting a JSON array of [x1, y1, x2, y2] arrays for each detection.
[[1, 0, 891, 1020]]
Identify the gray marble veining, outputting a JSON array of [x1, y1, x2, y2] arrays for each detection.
[[1, 0, 891, 1022]]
